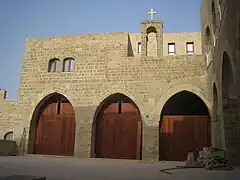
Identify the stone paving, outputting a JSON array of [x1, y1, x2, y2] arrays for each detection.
[[0, 156, 239, 180]]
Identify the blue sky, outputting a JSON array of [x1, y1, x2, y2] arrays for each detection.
[[0, 0, 202, 99]]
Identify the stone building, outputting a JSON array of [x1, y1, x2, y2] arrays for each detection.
[[201, 0, 240, 164], [0, 1, 239, 163]]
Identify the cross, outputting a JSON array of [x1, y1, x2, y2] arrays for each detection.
[[148, 8, 156, 20]]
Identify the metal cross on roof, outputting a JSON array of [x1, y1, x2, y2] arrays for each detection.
[[148, 8, 156, 20]]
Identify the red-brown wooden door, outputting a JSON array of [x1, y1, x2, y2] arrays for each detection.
[[35, 98, 76, 156], [159, 116, 211, 161], [96, 102, 141, 159]]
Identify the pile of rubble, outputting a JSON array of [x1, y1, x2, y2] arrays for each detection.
[[197, 147, 233, 170]]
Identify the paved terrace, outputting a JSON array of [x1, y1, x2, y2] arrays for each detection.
[[0, 156, 239, 180]]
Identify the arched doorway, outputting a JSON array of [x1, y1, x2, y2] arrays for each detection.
[[159, 90, 211, 161], [221, 52, 238, 160], [28, 93, 76, 156], [93, 93, 142, 160]]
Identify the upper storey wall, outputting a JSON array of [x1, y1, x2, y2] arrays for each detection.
[[128, 32, 202, 56]]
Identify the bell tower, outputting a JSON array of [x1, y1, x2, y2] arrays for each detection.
[[141, 9, 163, 57]]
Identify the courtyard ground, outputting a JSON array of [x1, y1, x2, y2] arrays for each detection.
[[0, 156, 239, 180]]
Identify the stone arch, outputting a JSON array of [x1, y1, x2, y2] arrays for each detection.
[[221, 51, 238, 161], [4, 131, 13, 141], [152, 84, 211, 126], [95, 88, 144, 119], [26, 88, 76, 126], [28, 92, 76, 156], [146, 26, 157, 57], [159, 90, 211, 161], [91, 93, 142, 160], [203, 26, 212, 53]]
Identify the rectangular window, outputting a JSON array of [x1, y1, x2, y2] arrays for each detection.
[[186, 42, 194, 55], [138, 42, 141, 55], [168, 43, 175, 55]]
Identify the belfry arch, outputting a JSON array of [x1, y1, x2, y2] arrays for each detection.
[[28, 92, 76, 156], [146, 26, 157, 57], [91, 93, 142, 160], [159, 90, 211, 161]]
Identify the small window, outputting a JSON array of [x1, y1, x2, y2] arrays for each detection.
[[48, 58, 60, 72], [137, 42, 142, 55], [63, 58, 75, 72], [168, 43, 176, 55], [186, 42, 194, 55], [4, 131, 13, 141]]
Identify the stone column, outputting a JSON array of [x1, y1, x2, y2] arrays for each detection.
[[141, 122, 159, 162]]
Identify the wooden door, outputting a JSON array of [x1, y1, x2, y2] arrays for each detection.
[[96, 102, 141, 159], [35, 98, 76, 156], [61, 102, 76, 156], [159, 116, 210, 161]]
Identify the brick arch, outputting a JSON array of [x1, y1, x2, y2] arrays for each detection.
[[27, 91, 76, 155], [152, 84, 211, 126]]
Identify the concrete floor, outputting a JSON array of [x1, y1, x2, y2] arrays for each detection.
[[0, 156, 239, 180]]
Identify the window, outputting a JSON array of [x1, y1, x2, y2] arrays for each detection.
[[63, 58, 75, 72], [48, 58, 60, 72], [186, 42, 194, 55], [168, 43, 176, 55], [137, 42, 142, 55], [4, 131, 13, 141]]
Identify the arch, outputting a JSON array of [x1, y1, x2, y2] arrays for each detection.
[[159, 90, 211, 161], [152, 84, 211, 126], [92, 93, 142, 160], [63, 57, 75, 72], [211, 1, 217, 33], [222, 52, 237, 99], [4, 131, 13, 141], [221, 51, 238, 157], [204, 26, 212, 53], [146, 26, 157, 57], [146, 26, 157, 34], [48, 58, 60, 72], [28, 92, 76, 156]]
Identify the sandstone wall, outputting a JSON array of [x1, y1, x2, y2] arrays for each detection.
[[0, 21, 211, 160], [202, 0, 240, 164]]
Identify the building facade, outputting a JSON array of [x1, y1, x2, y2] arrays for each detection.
[[0, 1, 238, 163], [201, 0, 240, 164]]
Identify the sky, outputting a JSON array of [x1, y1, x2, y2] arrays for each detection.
[[0, 0, 202, 99]]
